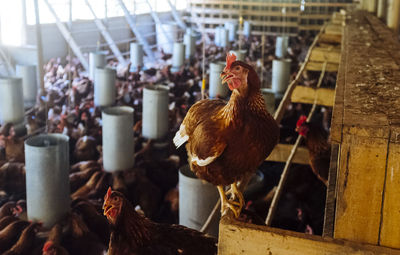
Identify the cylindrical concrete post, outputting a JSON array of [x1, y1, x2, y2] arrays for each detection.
[[377, 0, 387, 19], [25, 134, 70, 228], [220, 28, 229, 48], [214, 26, 221, 46], [367, 0, 377, 13], [0, 77, 24, 125], [102, 106, 134, 172], [184, 31, 196, 59], [209, 62, 229, 99], [272, 59, 292, 96], [89, 51, 107, 80], [387, 0, 400, 34], [171, 42, 185, 73], [229, 50, 246, 61], [179, 165, 220, 237], [156, 23, 178, 54], [243, 21, 251, 37], [261, 88, 275, 115], [15, 64, 38, 108], [275, 36, 289, 58], [129, 42, 143, 72], [94, 67, 116, 107], [224, 22, 238, 42], [142, 85, 169, 140]]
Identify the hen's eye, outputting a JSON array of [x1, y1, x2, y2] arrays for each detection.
[[235, 66, 240, 71], [113, 197, 118, 201]]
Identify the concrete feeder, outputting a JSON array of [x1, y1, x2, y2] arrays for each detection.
[[184, 31, 196, 59], [0, 77, 24, 125], [214, 26, 221, 46], [179, 165, 220, 237], [25, 134, 70, 228], [142, 85, 169, 140], [15, 64, 38, 108], [209, 62, 229, 99], [224, 22, 238, 42], [229, 50, 246, 61], [261, 88, 276, 115], [272, 59, 292, 97], [94, 67, 116, 107], [171, 43, 185, 73], [243, 21, 252, 37], [156, 23, 178, 54], [220, 28, 229, 48], [129, 42, 143, 72], [89, 51, 107, 80], [275, 36, 289, 59], [102, 106, 134, 172]]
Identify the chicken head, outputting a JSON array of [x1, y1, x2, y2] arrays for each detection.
[[103, 187, 123, 225], [220, 53, 249, 91], [296, 115, 309, 136]]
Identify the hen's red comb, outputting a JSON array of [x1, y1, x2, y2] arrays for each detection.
[[105, 187, 112, 201], [296, 115, 307, 128], [225, 52, 237, 70], [43, 241, 53, 252]]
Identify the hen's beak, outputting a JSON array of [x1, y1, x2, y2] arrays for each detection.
[[103, 202, 112, 216], [220, 71, 233, 84]]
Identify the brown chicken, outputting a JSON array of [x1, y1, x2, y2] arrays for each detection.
[[173, 53, 279, 217], [42, 223, 69, 255], [71, 171, 103, 200], [3, 221, 41, 255], [0, 201, 16, 219], [0, 220, 30, 253], [103, 187, 217, 255], [296, 115, 330, 186]]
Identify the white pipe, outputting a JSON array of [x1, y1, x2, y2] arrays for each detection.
[[15, 64, 38, 108], [94, 67, 116, 107], [184, 30, 196, 59], [89, 51, 107, 80], [229, 50, 246, 61], [209, 62, 228, 99], [179, 165, 220, 237], [272, 59, 292, 96], [243, 21, 251, 37], [156, 23, 178, 54], [142, 85, 169, 140], [0, 77, 24, 125], [220, 28, 229, 48], [25, 134, 70, 228], [102, 106, 134, 172], [129, 42, 143, 72], [171, 42, 185, 73], [224, 22, 238, 42], [214, 26, 221, 46], [261, 88, 275, 115], [275, 36, 289, 59]]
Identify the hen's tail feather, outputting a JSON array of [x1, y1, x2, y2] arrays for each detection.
[[173, 124, 189, 148]]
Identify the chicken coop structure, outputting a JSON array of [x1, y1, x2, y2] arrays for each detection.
[[2, 0, 400, 254]]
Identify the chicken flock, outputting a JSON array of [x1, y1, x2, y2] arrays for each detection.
[[0, 31, 336, 254]]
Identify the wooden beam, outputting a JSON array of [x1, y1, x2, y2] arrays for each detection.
[[309, 47, 341, 64], [325, 24, 343, 35], [306, 61, 339, 71], [265, 144, 309, 165], [291, 86, 335, 107], [318, 33, 342, 44], [218, 217, 400, 255]]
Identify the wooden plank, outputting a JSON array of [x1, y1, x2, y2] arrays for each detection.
[[306, 61, 339, 71], [218, 216, 400, 255], [318, 33, 342, 44], [291, 86, 335, 107], [325, 24, 343, 35], [309, 47, 341, 64], [265, 144, 309, 165], [380, 128, 400, 248], [334, 133, 388, 245]]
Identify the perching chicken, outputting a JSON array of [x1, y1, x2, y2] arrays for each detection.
[[296, 115, 330, 186], [103, 187, 217, 255], [173, 53, 279, 217]]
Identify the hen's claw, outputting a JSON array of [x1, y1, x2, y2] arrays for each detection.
[[217, 183, 244, 218]]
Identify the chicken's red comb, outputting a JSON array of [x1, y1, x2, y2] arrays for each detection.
[[296, 115, 307, 128], [43, 241, 53, 252], [105, 187, 112, 201], [225, 52, 237, 70]]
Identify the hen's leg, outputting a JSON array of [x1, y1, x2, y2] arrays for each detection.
[[217, 185, 241, 218], [224, 182, 244, 217]]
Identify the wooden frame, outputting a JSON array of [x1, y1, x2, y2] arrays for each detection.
[[291, 86, 336, 107]]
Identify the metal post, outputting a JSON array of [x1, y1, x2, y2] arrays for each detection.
[[43, 0, 89, 70], [116, 0, 155, 61], [190, 10, 211, 44], [387, 0, 400, 35], [34, 0, 45, 94], [145, 0, 173, 43], [85, 0, 126, 65], [21, 0, 28, 45], [166, 0, 187, 30]]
